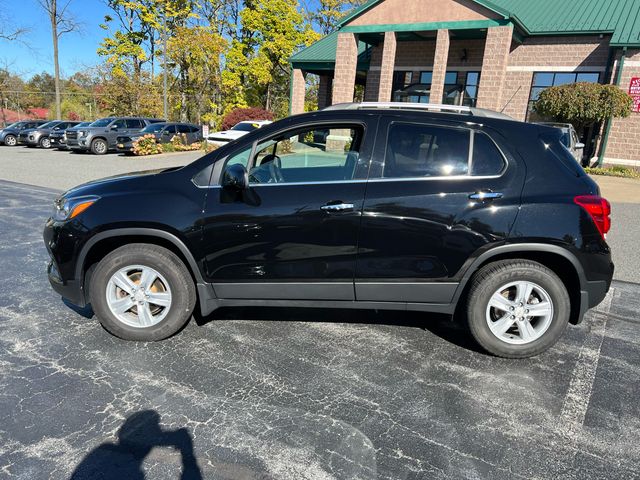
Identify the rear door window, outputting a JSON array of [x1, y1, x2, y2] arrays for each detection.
[[126, 119, 144, 129], [384, 123, 470, 178]]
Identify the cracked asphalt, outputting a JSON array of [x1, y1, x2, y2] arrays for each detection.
[[1, 179, 640, 479]]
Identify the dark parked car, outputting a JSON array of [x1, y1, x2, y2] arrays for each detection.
[[67, 117, 164, 154], [43, 103, 613, 358], [50, 121, 92, 149], [19, 120, 83, 148], [116, 122, 202, 153], [0, 120, 48, 146]]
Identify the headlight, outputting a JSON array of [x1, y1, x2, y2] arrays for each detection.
[[53, 195, 99, 221], [77, 130, 86, 136]]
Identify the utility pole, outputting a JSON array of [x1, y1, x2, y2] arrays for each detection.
[[162, 13, 168, 121]]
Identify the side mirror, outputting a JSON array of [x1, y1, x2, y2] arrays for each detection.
[[575, 142, 585, 149], [110, 125, 118, 131], [222, 163, 248, 190]]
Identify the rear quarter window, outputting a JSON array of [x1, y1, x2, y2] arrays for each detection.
[[471, 132, 506, 176]]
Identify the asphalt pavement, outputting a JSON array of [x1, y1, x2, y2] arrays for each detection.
[[0, 145, 202, 191], [1, 179, 640, 479]]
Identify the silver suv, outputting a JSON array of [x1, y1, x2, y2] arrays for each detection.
[[67, 117, 163, 155]]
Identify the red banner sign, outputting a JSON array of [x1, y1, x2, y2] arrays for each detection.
[[630, 78, 640, 112]]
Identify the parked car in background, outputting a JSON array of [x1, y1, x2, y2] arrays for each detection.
[[67, 117, 164, 154], [50, 121, 92, 150], [535, 122, 584, 165], [206, 120, 271, 146], [44, 102, 613, 359], [19, 120, 83, 148], [0, 120, 48, 146], [116, 122, 202, 153]]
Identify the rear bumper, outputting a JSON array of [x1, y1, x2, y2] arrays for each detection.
[[576, 277, 613, 324]]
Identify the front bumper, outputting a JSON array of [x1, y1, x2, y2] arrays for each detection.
[[44, 221, 87, 308], [47, 260, 86, 307]]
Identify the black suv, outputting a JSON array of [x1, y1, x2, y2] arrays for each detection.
[[43, 103, 613, 358]]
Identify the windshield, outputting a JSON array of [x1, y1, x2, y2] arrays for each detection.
[[38, 121, 57, 129], [4, 122, 21, 129], [89, 118, 114, 127], [231, 122, 258, 132], [141, 123, 166, 133], [559, 131, 570, 148]]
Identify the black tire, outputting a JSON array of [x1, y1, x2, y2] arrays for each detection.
[[4, 134, 17, 146], [466, 260, 570, 358], [90, 138, 108, 155], [89, 244, 196, 341], [39, 136, 51, 148]]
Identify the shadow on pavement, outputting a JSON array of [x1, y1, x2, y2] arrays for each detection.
[[198, 305, 486, 354], [70, 410, 202, 480]]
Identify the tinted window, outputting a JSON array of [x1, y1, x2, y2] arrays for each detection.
[[385, 123, 469, 178], [125, 119, 143, 129], [141, 123, 165, 133], [177, 124, 191, 133], [190, 125, 200, 133], [91, 118, 114, 127], [112, 119, 127, 129], [247, 125, 363, 184], [471, 133, 505, 176], [231, 122, 257, 132]]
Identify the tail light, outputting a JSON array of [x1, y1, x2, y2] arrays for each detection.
[[574, 195, 611, 239]]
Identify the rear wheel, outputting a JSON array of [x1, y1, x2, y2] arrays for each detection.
[[90, 138, 108, 155], [466, 260, 570, 358], [4, 134, 17, 146], [89, 244, 196, 341]]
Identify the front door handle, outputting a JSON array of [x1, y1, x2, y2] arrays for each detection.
[[321, 202, 354, 212], [469, 191, 503, 200]]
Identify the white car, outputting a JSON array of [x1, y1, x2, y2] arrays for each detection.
[[207, 120, 272, 146]]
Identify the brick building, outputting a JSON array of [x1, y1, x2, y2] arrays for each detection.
[[290, 0, 640, 166]]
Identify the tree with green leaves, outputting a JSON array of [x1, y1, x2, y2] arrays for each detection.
[[224, 0, 319, 116], [308, 0, 365, 35], [534, 82, 633, 134]]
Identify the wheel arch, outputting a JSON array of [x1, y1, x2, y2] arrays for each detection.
[[77, 228, 205, 301], [453, 244, 586, 325]]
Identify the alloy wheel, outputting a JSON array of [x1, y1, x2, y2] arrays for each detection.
[[485, 280, 554, 345], [105, 265, 172, 328]]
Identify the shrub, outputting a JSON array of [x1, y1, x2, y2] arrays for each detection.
[[534, 82, 633, 132], [132, 134, 163, 156], [221, 107, 273, 130]]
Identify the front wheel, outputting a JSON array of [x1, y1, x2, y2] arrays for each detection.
[[466, 260, 570, 358], [89, 244, 196, 341], [4, 134, 17, 146], [39, 137, 51, 148], [90, 138, 108, 155]]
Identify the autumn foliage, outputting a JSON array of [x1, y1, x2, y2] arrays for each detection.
[[221, 107, 274, 130]]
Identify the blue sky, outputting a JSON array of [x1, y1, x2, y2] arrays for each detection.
[[0, 0, 113, 78]]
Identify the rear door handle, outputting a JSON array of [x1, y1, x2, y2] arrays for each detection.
[[321, 202, 354, 212], [469, 191, 503, 200]]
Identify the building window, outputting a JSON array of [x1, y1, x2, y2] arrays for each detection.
[[392, 71, 413, 93], [527, 72, 600, 120], [462, 72, 481, 107]]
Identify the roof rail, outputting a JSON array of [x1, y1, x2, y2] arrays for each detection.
[[322, 102, 514, 120]]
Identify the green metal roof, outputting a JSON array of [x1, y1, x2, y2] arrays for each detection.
[[337, 0, 640, 46], [290, 32, 371, 69]]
